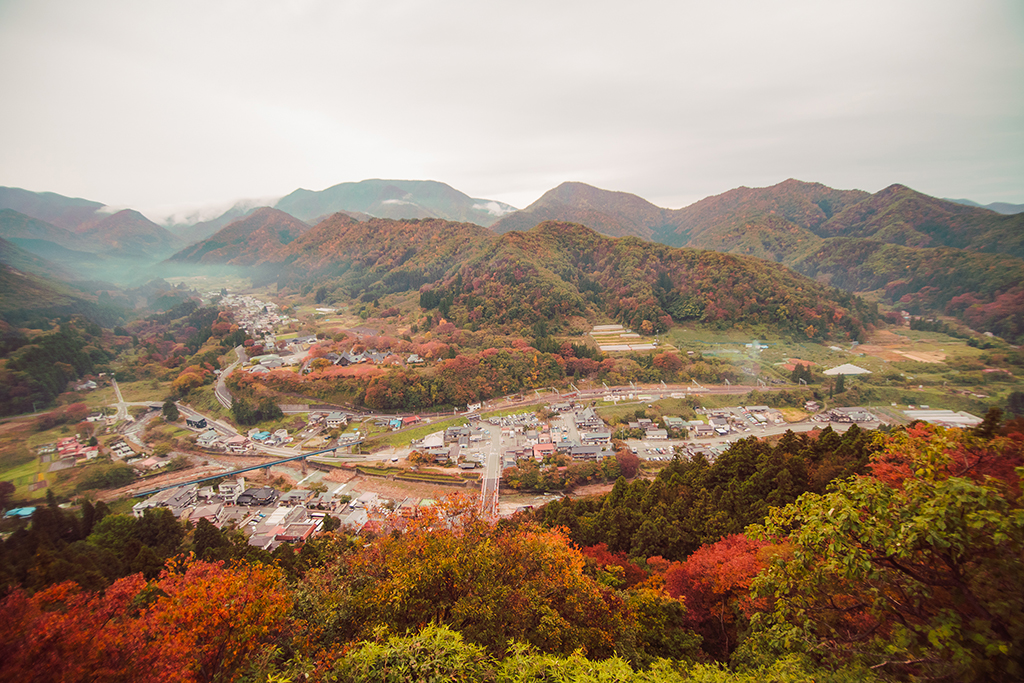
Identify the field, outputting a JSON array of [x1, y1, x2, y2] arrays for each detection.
[[363, 416, 468, 449]]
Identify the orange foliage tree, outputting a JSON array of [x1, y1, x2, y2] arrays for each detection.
[[0, 558, 291, 683]]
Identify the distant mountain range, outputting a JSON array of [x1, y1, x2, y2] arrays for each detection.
[[2, 179, 1023, 342]]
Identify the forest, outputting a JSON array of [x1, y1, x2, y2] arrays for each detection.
[[2, 417, 1022, 681]]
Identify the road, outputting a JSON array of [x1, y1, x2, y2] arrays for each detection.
[[480, 421, 502, 517], [214, 345, 247, 409]]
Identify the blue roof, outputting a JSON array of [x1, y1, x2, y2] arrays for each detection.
[[4, 506, 36, 519]]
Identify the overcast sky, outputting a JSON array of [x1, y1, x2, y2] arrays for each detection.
[[1, 0, 1021, 220]]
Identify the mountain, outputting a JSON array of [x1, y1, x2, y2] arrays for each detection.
[[493, 179, 1024, 341], [490, 182, 674, 239], [946, 198, 1024, 215], [441, 221, 871, 338], [167, 207, 311, 266], [249, 216, 870, 339], [809, 184, 1024, 257], [0, 186, 107, 232], [76, 209, 183, 259], [273, 179, 516, 228]]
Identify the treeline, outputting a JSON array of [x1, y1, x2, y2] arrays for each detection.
[[0, 323, 112, 416], [536, 425, 876, 562], [241, 346, 740, 413]]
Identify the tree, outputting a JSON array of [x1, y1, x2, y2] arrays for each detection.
[[664, 534, 774, 659], [1008, 391, 1024, 417], [834, 373, 845, 394], [162, 399, 179, 422], [749, 426, 1024, 680], [0, 480, 14, 510]]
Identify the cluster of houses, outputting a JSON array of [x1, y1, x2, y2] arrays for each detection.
[[40, 436, 100, 473], [129, 475, 444, 551], [690, 406, 786, 438], [319, 349, 425, 368], [131, 477, 334, 552], [218, 293, 294, 342]]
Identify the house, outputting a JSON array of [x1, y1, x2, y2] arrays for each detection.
[[694, 425, 715, 438], [185, 416, 208, 430], [196, 430, 220, 448], [276, 522, 316, 543], [574, 407, 604, 430], [581, 431, 611, 445], [647, 429, 669, 440], [533, 442, 557, 460], [225, 436, 250, 453], [570, 445, 602, 461], [326, 412, 348, 429], [352, 492, 380, 509], [189, 503, 223, 524], [132, 485, 197, 519], [219, 477, 245, 502], [236, 487, 277, 506]]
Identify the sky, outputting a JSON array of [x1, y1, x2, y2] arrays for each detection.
[[0, 0, 1022, 221]]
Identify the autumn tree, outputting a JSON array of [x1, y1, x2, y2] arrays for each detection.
[[748, 425, 1024, 680]]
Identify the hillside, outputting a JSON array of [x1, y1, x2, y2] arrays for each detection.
[[273, 179, 516, 228], [440, 221, 872, 338], [0, 236, 76, 281], [812, 184, 1024, 258], [266, 214, 497, 295], [167, 207, 310, 266], [0, 257, 95, 317]]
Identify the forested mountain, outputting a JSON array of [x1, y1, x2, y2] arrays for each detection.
[[490, 181, 675, 239], [167, 207, 310, 266], [264, 213, 497, 294], [273, 179, 516, 227], [494, 179, 1024, 341], [252, 217, 872, 339]]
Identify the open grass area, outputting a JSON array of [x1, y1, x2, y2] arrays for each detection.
[[116, 380, 172, 404], [364, 416, 468, 449], [184, 385, 230, 421]]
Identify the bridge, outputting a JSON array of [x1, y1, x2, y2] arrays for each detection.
[[131, 445, 350, 498]]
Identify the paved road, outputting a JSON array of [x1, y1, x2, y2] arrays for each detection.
[[214, 345, 247, 409]]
